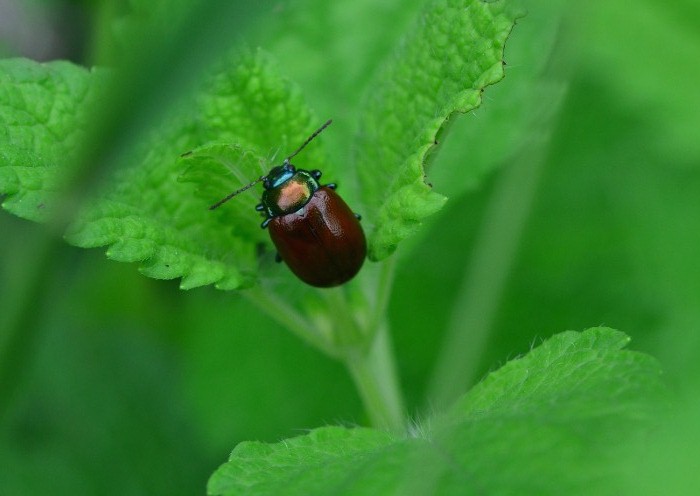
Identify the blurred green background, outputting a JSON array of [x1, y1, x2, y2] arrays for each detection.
[[1, 0, 699, 494]]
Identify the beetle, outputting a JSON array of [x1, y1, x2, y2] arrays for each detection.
[[209, 119, 366, 287]]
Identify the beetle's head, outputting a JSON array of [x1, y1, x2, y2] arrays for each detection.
[[263, 160, 296, 190], [208, 120, 331, 211]]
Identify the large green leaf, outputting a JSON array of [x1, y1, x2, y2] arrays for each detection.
[[208, 328, 665, 495], [66, 48, 325, 291], [0, 51, 326, 291]]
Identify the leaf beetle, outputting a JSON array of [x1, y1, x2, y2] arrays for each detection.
[[210, 120, 366, 287]]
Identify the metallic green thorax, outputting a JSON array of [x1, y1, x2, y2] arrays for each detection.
[[262, 169, 320, 218]]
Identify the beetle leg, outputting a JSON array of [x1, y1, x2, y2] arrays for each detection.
[[275, 252, 282, 263], [261, 218, 271, 229], [310, 169, 322, 180], [354, 213, 362, 221], [255, 203, 265, 211], [325, 183, 337, 190]]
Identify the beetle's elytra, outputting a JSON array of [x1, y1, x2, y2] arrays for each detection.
[[209, 120, 366, 287]]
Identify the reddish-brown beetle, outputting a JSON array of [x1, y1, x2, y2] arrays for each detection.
[[209, 120, 366, 287]]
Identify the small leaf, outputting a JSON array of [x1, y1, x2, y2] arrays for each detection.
[[0, 59, 99, 222], [208, 328, 665, 495], [355, 0, 525, 260]]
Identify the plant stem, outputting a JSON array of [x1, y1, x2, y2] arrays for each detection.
[[343, 258, 404, 431], [368, 256, 396, 337], [425, 150, 544, 410], [345, 322, 405, 431], [425, 83, 567, 410], [321, 286, 363, 347], [245, 259, 405, 431], [243, 285, 333, 356]]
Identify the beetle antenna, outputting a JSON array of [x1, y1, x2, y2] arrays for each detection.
[[209, 120, 332, 210], [285, 119, 332, 162], [209, 175, 265, 210]]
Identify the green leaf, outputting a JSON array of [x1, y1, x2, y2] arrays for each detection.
[[208, 328, 665, 495], [427, 0, 567, 199], [0, 59, 99, 222], [0, 0, 525, 286], [0, 50, 328, 290], [355, 0, 525, 261], [208, 427, 397, 496], [447, 328, 663, 420], [178, 142, 270, 243]]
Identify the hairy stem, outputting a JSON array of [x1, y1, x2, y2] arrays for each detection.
[[345, 322, 405, 431], [245, 259, 405, 430], [345, 259, 404, 431]]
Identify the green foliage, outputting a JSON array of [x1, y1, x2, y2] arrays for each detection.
[[208, 328, 664, 495], [0, 0, 521, 286], [356, 0, 524, 260], [2, 0, 698, 495], [0, 60, 98, 222], [42, 52, 318, 289]]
